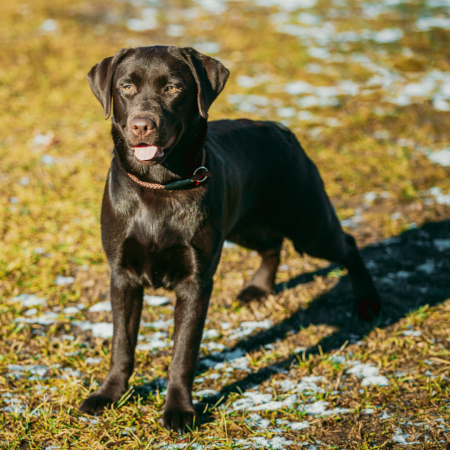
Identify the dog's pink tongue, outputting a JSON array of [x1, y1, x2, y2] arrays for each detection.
[[134, 145, 160, 160]]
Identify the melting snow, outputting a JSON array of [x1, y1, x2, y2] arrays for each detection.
[[55, 276, 74, 286], [144, 295, 170, 306], [403, 330, 422, 337], [73, 321, 114, 338], [227, 319, 271, 340], [303, 400, 350, 415], [85, 357, 101, 364], [392, 428, 419, 445], [126, 8, 158, 31], [428, 149, 450, 166], [434, 239, 450, 251], [194, 389, 220, 397], [12, 294, 46, 307], [88, 301, 111, 312], [347, 363, 389, 386]]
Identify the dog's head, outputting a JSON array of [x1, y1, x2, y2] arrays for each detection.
[[87, 46, 229, 166]]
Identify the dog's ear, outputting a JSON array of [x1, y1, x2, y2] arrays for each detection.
[[177, 47, 230, 119], [87, 48, 134, 120]]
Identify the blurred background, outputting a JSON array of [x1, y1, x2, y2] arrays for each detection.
[[1, 0, 450, 447]]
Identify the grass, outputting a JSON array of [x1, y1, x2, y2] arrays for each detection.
[[1, 0, 450, 448]]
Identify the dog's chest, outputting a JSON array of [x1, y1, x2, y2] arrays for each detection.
[[118, 200, 201, 289]]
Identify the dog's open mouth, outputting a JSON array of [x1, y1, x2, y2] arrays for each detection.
[[134, 135, 176, 162]]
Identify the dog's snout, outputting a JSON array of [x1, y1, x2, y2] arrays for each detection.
[[130, 118, 156, 138]]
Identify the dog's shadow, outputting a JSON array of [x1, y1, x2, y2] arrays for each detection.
[[133, 219, 450, 421]]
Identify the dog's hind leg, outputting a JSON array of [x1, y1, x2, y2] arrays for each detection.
[[293, 231, 380, 321], [339, 233, 381, 321], [231, 233, 283, 304]]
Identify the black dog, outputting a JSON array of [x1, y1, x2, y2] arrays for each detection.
[[80, 46, 380, 432]]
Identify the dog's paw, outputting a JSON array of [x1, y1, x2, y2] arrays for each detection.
[[237, 284, 270, 304], [355, 296, 381, 321], [79, 392, 114, 415], [161, 406, 196, 433]]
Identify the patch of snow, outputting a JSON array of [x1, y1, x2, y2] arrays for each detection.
[[372, 28, 403, 43], [166, 24, 184, 37], [303, 400, 350, 415], [12, 294, 46, 307], [392, 427, 419, 445], [428, 149, 450, 166], [330, 355, 346, 364], [227, 320, 271, 340], [142, 319, 174, 329], [203, 329, 220, 340], [245, 413, 271, 429], [85, 357, 101, 364], [88, 301, 111, 312], [403, 330, 422, 337], [41, 19, 57, 33], [347, 363, 389, 386], [41, 155, 55, 165], [194, 389, 220, 397], [126, 8, 158, 31], [434, 239, 450, 251], [417, 16, 450, 30], [417, 260, 435, 274], [144, 295, 170, 306], [194, 42, 221, 54], [55, 276, 74, 286], [73, 321, 114, 338], [62, 307, 79, 314]]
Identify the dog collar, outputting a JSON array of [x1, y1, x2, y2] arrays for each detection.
[[127, 148, 211, 190]]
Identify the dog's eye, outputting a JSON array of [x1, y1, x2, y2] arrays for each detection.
[[165, 85, 179, 92], [123, 85, 133, 92]]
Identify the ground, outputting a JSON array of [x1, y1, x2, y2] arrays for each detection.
[[1, 0, 450, 448]]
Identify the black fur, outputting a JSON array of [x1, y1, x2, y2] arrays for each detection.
[[79, 45, 381, 432]]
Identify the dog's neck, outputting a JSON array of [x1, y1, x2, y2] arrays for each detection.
[[111, 117, 208, 185]]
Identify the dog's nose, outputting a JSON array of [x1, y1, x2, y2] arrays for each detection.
[[130, 118, 156, 138]]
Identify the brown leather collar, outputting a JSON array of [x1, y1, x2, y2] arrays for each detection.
[[127, 148, 211, 190]]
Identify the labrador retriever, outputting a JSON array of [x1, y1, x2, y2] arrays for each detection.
[[80, 45, 381, 432]]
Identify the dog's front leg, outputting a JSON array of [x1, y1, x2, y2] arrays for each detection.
[[80, 273, 143, 415], [162, 280, 212, 432]]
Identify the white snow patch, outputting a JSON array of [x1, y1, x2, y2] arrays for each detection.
[[55, 276, 74, 286], [62, 307, 79, 314], [41, 19, 57, 33], [392, 427, 419, 445], [428, 149, 450, 166], [12, 294, 46, 307], [434, 239, 450, 251], [347, 363, 389, 386], [403, 330, 422, 337], [194, 389, 220, 397], [88, 301, 111, 312], [303, 400, 350, 415], [193, 42, 221, 54], [85, 357, 102, 365], [142, 319, 174, 329], [417, 260, 435, 274], [227, 320, 271, 340], [144, 295, 170, 306], [203, 329, 220, 340], [73, 321, 114, 338], [126, 8, 158, 31], [373, 28, 403, 43]]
